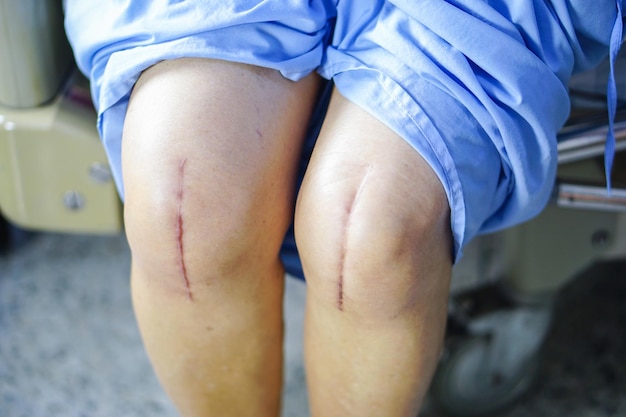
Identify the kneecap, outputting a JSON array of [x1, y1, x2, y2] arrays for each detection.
[[296, 166, 452, 316]]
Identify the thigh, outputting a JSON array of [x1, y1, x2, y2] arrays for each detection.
[[122, 58, 320, 284]]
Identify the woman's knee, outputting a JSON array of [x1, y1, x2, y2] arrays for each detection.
[[124, 160, 286, 299], [295, 89, 453, 316], [120, 59, 320, 298], [295, 164, 453, 317]]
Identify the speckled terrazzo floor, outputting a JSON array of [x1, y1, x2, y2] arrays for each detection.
[[0, 227, 624, 417]]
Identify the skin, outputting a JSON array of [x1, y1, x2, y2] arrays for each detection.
[[122, 58, 452, 417], [296, 92, 452, 417]]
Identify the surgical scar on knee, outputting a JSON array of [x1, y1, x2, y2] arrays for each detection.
[[337, 166, 372, 311], [176, 158, 193, 301]]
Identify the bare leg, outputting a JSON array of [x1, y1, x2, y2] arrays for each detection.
[[296, 90, 452, 417], [122, 59, 320, 417]]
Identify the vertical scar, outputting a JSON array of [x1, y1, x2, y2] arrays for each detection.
[[176, 158, 193, 301], [337, 166, 372, 311]]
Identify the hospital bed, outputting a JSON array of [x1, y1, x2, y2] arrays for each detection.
[[430, 57, 626, 416], [0, 1, 623, 416]]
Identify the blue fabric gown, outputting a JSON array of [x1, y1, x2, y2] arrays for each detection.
[[64, 0, 623, 273]]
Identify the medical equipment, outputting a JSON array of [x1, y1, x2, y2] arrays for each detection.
[[431, 63, 626, 415], [0, 0, 122, 234]]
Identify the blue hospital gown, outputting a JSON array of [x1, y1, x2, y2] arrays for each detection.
[[64, 0, 623, 266]]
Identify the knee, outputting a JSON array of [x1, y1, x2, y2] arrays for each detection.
[[295, 167, 452, 317], [124, 161, 286, 298]]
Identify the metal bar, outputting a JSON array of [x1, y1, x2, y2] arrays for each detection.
[[557, 183, 626, 212], [557, 121, 626, 164]]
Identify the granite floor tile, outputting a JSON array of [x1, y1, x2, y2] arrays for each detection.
[[0, 230, 624, 417]]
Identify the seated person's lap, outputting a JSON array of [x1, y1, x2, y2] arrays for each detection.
[[63, 0, 603, 261]]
